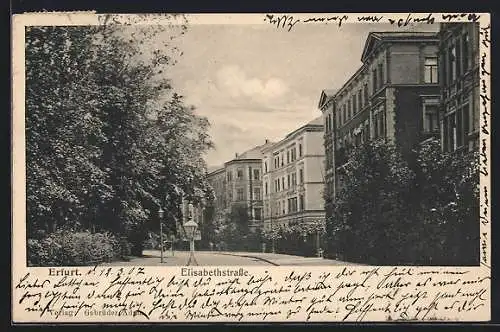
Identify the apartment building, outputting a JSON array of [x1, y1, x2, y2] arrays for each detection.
[[320, 32, 441, 201], [318, 89, 337, 203], [206, 140, 273, 230], [438, 22, 480, 153], [205, 166, 226, 225], [262, 117, 325, 231]]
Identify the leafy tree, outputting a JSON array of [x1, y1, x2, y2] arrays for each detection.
[[413, 138, 479, 265], [25, 21, 214, 259], [327, 138, 479, 265], [328, 139, 415, 264]]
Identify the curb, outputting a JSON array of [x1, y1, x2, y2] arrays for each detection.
[[214, 252, 280, 266]]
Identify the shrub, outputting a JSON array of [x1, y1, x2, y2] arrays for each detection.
[[27, 230, 120, 266]]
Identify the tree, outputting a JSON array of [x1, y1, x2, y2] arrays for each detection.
[[328, 140, 416, 264], [414, 138, 479, 265], [327, 138, 479, 265], [25, 21, 214, 258]]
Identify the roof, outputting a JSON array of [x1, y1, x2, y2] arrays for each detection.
[[207, 165, 224, 174], [262, 116, 324, 153], [306, 116, 323, 126], [361, 31, 438, 62], [224, 140, 274, 165], [318, 89, 338, 110], [237, 145, 265, 159], [330, 31, 439, 100]]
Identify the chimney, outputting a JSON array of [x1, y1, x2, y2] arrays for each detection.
[[265, 138, 269, 144], [235, 152, 239, 158]]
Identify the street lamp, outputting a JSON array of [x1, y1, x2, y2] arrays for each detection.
[[158, 206, 165, 263], [184, 218, 199, 266]]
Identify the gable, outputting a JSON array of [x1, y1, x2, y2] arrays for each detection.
[[361, 33, 382, 63]]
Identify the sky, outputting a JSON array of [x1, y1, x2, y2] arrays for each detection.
[[166, 21, 438, 167]]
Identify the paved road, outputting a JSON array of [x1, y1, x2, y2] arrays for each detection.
[[104, 250, 356, 266]]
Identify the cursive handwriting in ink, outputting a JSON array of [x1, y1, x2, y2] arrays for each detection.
[[442, 13, 481, 23], [13, 266, 490, 322], [302, 15, 349, 27], [264, 14, 300, 32], [357, 15, 383, 22], [388, 13, 435, 27], [480, 25, 491, 48]]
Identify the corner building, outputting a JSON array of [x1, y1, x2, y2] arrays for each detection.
[[320, 32, 441, 203], [262, 117, 325, 231], [206, 141, 273, 231]]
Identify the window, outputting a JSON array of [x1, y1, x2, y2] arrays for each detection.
[[299, 144, 303, 157], [424, 57, 438, 83], [462, 102, 470, 138], [281, 154, 284, 166], [352, 94, 357, 115], [265, 182, 268, 195], [292, 173, 297, 186], [347, 100, 351, 120], [443, 109, 460, 152], [456, 106, 463, 147], [364, 121, 370, 142], [237, 169, 243, 179], [342, 105, 347, 124], [254, 208, 262, 220], [372, 69, 378, 93], [287, 174, 291, 188], [358, 90, 363, 110], [449, 45, 457, 82], [236, 188, 244, 201], [281, 177, 285, 190], [336, 111, 340, 129], [287, 150, 290, 163], [253, 187, 261, 200], [227, 171, 232, 181], [264, 162, 268, 173], [253, 169, 260, 180], [456, 38, 462, 77], [299, 169, 304, 184], [299, 194, 304, 211], [278, 202, 281, 215], [462, 33, 470, 72], [423, 105, 439, 133], [374, 110, 386, 139], [277, 179, 280, 191], [378, 63, 384, 88], [287, 197, 298, 213], [282, 200, 286, 214], [291, 147, 296, 162], [363, 83, 369, 105]]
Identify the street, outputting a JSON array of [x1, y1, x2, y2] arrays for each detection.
[[104, 250, 357, 266]]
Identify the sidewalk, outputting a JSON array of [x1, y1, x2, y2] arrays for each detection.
[[105, 250, 360, 266], [213, 251, 358, 266]]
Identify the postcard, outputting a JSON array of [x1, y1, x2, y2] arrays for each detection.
[[11, 12, 491, 323]]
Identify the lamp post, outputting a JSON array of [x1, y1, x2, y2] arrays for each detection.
[[183, 219, 199, 266], [170, 234, 175, 257], [158, 206, 165, 263]]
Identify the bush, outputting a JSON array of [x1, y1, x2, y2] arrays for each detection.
[[27, 230, 121, 266]]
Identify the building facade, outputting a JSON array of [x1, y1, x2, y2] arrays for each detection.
[[206, 141, 273, 231], [262, 117, 325, 231], [438, 23, 480, 153], [318, 89, 337, 203], [205, 166, 226, 226], [320, 32, 441, 202]]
